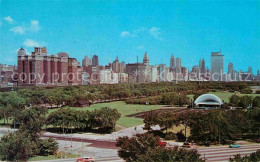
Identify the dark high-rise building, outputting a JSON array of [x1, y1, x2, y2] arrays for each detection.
[[92, 55, 99, 67], [170, 54, 175, 70], [228, 62, 234, 74], [248, 66, 252, 75], [176, 57, 181, 73], [211, 52, 224, 81], [201, 59, 205, 73]]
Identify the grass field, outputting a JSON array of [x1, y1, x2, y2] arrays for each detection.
[[29, 153, 78, 161], [49, 101, 163, 128]]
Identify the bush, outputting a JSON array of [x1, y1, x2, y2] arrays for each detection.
[[39, 138, 58, 156], [253, 96, 260, 108], [230, 149, 260, 161], [165, 132, 177, 140], [0, 132, 38, 161], [240, 88, 252, 94]]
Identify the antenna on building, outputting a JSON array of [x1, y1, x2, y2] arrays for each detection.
[[220, 40, 222, 53], [137, 56, 138, 63]]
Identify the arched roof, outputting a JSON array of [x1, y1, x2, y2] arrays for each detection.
[[194, 94, 223, 106]]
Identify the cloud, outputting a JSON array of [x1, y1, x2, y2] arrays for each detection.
[[121, 31, 137, 38], [137, 45, 145, 50], [149, 27, 162, 40], [23, 39, 41, 47], [29, 20, 41, 32], [4, 16, 13, 24], [10, 26, 25, 34], [9, 20, 41, 34]]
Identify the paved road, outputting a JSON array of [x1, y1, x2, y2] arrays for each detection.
[[197, 144, 260, 161], [42, 134, 117, 149]]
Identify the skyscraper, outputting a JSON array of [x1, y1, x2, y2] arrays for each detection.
[[199, 59, 202, 68], [228, 62, 234, 74], [201, 59, 205, 73], [211, 52, 224, 81], [170, 54, 175, 69], [248, 66, 252, 75], [92, 55, 99, 67], [176, 57, 181, 73], [82, 56, 92, 67], [143, 51, 150, 66]]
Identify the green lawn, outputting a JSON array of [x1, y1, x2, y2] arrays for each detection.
[[49, 101, 163, 128], [29, 154, 78, 161]]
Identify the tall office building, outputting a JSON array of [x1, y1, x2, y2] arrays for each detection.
[[82, 56, 92, 67], [126, 52, 151, 83], [92, 55, 99, 67], [248, 66, 252, 75], [170, 54, 175, 69], [228, 62, 234, 74], [201, 59, 205, 73], [176, 57, 181, 73], [228, 62, 234, 81], [211, 52, 224, 81], [112, 56, 125, 73], [199, 59, 202, 69], [143, 51, 150, 66]]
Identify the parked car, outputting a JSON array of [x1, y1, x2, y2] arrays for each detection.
[[229, 143, 241, 148], [76, 157, 94, 162], [182, 142, 191, 148], [158, 141, 167, 146]]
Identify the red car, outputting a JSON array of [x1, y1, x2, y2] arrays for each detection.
[[76, 157, 94, 162], [158, 141, 167, 146]]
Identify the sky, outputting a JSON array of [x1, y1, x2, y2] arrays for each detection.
[[0, 0, 259, 74]]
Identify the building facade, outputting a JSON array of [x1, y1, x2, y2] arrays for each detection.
[[211, 52, 224, 81], [17, 47, 82, 86]]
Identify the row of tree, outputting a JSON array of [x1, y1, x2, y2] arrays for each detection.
[[229, 95, 260, 108], [126, 92, 190, 106], [1, 81, 258, 107], [0, 107, 58, 161], [143, 109, 260, 144], [116, 133, 204, 162], [47, 107, 121, 133]]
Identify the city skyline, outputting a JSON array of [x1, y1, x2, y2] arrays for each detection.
[[0, 0, 259, 74]]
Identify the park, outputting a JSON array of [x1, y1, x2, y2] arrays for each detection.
[[0, 82, 260, 161]]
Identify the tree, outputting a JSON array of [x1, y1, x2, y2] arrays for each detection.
[[91, 107, 121, 132], [137, 146, 204, 162], [116, 133, 160, 162], [253, 96, 260, 108], [143, 111, 159, 131], [0, 91, 26, 124], [16, 106, 48, 138], [38, 138, 58, 156], [0, 132, 38, 161], [238, 96, 253, 108], [230, 150, 260, 162], [229, 94, 240, 106]]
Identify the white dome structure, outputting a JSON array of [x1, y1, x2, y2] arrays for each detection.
[[194, 94, 223, 108], [18, 48, 26, 56]]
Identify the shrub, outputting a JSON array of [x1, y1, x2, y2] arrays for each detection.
[[240, 88, 252, 94], [39, 138, 58, 156], [165, 132, 177, 140]]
